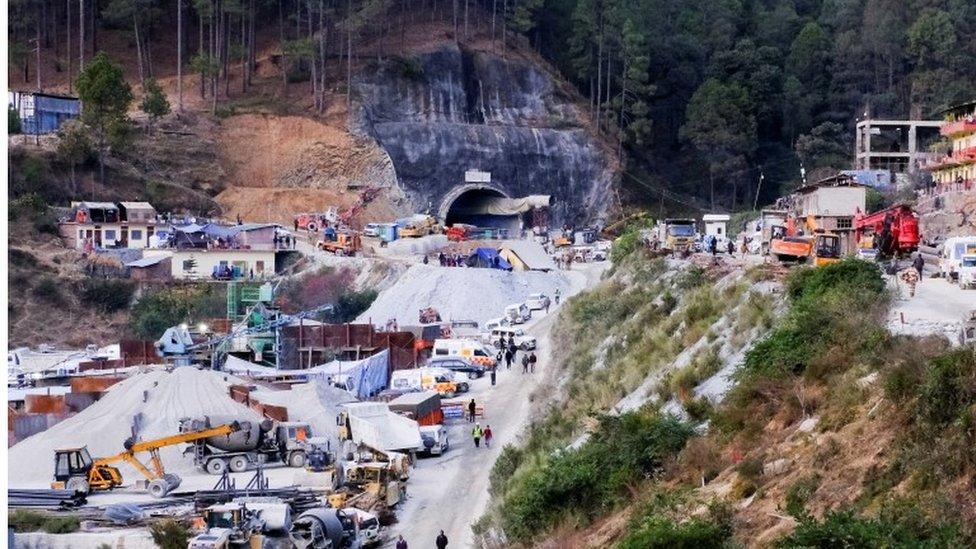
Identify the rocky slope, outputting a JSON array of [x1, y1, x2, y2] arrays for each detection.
[[354, 43, 618, 224]]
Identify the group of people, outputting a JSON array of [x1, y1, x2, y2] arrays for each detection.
[[272, 233, 296, 249], [435, 252, 470, 267], [471, 422, 493, 448], [703, 234, 735, 256], [394, 531, 450, 549]]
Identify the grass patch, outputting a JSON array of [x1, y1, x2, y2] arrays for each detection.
[[80, 278, 136, 313]]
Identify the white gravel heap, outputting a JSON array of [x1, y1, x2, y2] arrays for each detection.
[[384, 234, 449, 256], [356, 264, 570, 326], [8, 367, 260, 488]]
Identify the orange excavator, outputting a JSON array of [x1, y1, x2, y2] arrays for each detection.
[[769, 216, 841, 266]]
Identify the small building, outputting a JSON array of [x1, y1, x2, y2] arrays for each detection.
[[126, 254, 172, 282], [924, 99, 976, 193], [701, 214, 731, 238], [9, 90, 81, 134], [60, 201, 159, 250], [793, 175, 867, 254], [498, 240, 557, 272], [164, 248, 277, 281]]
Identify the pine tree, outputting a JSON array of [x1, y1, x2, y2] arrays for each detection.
[[140, 78, 171, 134], [75, 52, 133, 185]]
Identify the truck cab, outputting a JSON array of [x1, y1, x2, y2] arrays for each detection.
[[660, 219, 697, 252], [275, 422, 317, 468], [190, 503, 262, 549], [812, 233, 841, 266]]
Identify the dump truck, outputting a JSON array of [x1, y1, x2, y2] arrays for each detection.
[[769, 225, 813, 261], [655, 219, 697, 252], [318, 232, 362, 256], [181, 416, 327, 474]]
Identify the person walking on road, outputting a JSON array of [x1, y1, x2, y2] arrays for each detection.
[[484, 425, 493, 448], [504, 348, 513, 370], [522, 353, 529, 374], [727, 239, 734, 256], [913, 253, 925, 281], [554, 288, 561, 305], [529, 352, 537, 373], [467, 399, 476, 422], [490, 365, 497, 386], [436, 531, 448, 549], [472, 423, 483, 448], [395, 535, 408, 549]]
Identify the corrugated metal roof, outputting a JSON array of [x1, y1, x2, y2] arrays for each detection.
[[126, 255, 168, 268], [119, 201, 156, 210], [78, 201, 119, 209]]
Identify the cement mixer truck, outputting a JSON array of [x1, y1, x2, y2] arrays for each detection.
[[180, 416, 331, 475]]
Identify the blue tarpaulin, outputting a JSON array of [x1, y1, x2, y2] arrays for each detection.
[[469, 247, 512, 270]]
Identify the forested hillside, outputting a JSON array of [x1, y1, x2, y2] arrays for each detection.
[[523, 0, 976, 210], [8, 0, 976, 212]]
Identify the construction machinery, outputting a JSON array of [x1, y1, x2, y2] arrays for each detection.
[[769, 225, 841, 266], [398, 214, 441, 238], [52, 422, 239, 498], [655, 218, 697, 252], [295, 210, 339, 233], [446, 224, 475, 242], [318, 232, 362, 256], [853, 204, 920, 257], [289, 508, 363, 549], [181, 416, 329, 474], [341, 462, 404, 508]]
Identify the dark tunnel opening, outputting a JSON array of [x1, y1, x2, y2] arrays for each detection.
[[443, 187, 522, 232]]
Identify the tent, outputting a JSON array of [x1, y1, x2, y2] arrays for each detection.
[[307, 350, 390, 399], [498, 240, 557, 271], [468, 247, 512, 270]]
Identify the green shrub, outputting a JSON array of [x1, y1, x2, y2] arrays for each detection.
[[499, 411, 695, 542], [9, 106, 22, 133], [776, 506, 963, 548], [81, 278, 136, 313], [326, 289, 378, 323], [619, 516, 730, 549], [784, 474, 821, 519], [489, 445, 524, 496], [33, 276, 64, 304], [131, 285, 224, 339], [9, 510, 80, 533], [149, 519, 190, 549]]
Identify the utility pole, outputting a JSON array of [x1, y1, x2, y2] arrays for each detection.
[[753, 168, 764, 210], [177, 0, 183, 112]]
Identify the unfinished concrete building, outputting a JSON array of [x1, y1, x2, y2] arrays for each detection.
[[855, 119, 942, 174]]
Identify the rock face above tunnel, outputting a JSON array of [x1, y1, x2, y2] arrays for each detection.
[[354, 44, 617, 225]]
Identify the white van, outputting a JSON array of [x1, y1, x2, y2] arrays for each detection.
[[505, 303, 531, 324], [432, 338, 497, 367], [941, 237, 976, 281], [390, 368, 462, 396], [419, 425, 449, 456], [487, 326, 537, 350]]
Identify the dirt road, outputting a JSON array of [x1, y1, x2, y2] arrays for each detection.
[[888, 274, 976, 341], [388, 262, 605, 548]]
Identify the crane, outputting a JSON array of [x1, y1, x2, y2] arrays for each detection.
[[52, 422, 240, 498]]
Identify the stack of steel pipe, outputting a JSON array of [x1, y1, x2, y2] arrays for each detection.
[[8, 489, 87, 509]]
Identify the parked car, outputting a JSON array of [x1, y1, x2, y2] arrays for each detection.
[[419, 425, 450, 456], [958, 254, 976, 289], [504, 303, 531, 324], [363, 223, 381, 237], [427, 356, 486, 379], [486, 327, 537, 350], [524, 293, 551, 311]]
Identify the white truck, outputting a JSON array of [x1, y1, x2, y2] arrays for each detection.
[[941, 237, 976, 282]]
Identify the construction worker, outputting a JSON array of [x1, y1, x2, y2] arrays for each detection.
[[472, 423, 483, 448], [913, 253, 925, 281], [484, 425, 493, 448], [467, 399, 477, 422], [436, 531, 449, 549]]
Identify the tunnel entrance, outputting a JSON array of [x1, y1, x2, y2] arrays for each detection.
[[441, 185, 522, 232]]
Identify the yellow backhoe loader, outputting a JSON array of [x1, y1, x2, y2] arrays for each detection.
[[52, 422, 239, 498]]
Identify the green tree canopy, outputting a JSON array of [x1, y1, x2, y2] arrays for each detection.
[[140, 78, 171, 133]]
